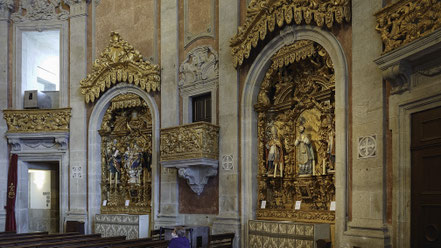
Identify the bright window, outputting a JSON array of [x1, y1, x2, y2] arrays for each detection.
[[21, 30, 60, 93]]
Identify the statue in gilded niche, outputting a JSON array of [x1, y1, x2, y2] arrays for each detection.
[[294, 122, 315, 176], [124, 141, 152, 185], [99, 93, 153, 214], [265, 125, 284, 178], [106, 139, 122, 186]]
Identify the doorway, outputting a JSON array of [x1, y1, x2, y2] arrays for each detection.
[[27, 162, 59, 233], [411, 106, 441, 247]]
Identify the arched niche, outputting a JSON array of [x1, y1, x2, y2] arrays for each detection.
[[240, 25, 348, 247], [87, 83, 160, 233]]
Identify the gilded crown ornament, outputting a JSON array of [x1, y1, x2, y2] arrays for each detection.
[[80, 32, 160, 103], [230, 0, 351, 68]]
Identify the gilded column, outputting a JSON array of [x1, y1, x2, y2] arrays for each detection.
[[0, 0, 13, 231], [66, 0, 89, 230], [156, 0, 180, 228], [214, 0, 240, 247]]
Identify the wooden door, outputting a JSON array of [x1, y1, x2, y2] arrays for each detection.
[[411, 106, 441, 248]]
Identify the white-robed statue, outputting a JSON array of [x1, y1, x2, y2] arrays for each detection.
[[295, 124, 315, 175]]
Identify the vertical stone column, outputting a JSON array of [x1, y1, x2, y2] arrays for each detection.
[[343, 0, 390, 246], [155, 0, 180, 228], [214, 0, 240, 247], [66, 0, 89, 230], [0, 0, 13, 232]]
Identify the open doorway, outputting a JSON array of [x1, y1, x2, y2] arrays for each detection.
[[27, 162, 59, 233]]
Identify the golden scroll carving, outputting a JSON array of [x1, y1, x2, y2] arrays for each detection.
[[3, 108, 71, 133], [230, 0, 351, 68], [160, 122, 219, 162], [80, 32, 160, 103], [375, 0, 441, 53], [100, 93, 152, 215], [255, 40, 335, 223]]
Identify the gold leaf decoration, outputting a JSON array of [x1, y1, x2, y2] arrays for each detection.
[[110, 93, 145, 111], [3, 108, 71, 133], [255, 40, 336, 223], [80, 32, 160, 103], [99, 96, 152, 215], [230, 0, 351, 68], [160, 122, 219, 162], [375, 0, 441, 53]]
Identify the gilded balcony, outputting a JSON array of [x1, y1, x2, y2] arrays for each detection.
[[160, 122, 219, 195], [160, 122, 219, 162], [2, 108, 72, 151], [3, 108, 71, 133]]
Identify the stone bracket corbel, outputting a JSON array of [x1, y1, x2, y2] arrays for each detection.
[[381, 61, 412, 95], [7, 138, 21, 151], [374, 28, 441, 95], [162, 158, 218, 196]]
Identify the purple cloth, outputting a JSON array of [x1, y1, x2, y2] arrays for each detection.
[[168, 237, 190, 248]]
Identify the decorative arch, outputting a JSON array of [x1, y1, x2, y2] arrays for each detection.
[[240, 25, 348, 247], [230, 0, 351, 68], [80, 32, 160, 103], [87, 84, 160, 232]]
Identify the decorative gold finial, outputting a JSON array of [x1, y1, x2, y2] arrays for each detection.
[[80, 32, 160, 103]]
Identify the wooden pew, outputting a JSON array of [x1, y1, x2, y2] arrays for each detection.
[[34, 235, 126, 248], [150, 229, 163, 241], [70, 237, 167, 248], [0, 232, 76, 242], [111, 239, 168, 248], [0, 232, 48, 240], [0, 232, 16, 237], [208, 233, 235, 248], [0, 233, 100, 247]]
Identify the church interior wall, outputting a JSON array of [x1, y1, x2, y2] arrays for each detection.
[[2, 0, 441, 247]]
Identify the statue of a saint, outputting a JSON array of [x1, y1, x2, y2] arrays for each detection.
[[106, 140, 121, 186], [265, 126, 284, 177], [294, 125, 315, 175], [124, 144, 142, 184]]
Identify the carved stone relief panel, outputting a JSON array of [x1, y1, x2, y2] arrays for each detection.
[[99, 93, 152, 215], [255, 40, 336, 223], [358, 135, 377, 159], [179, 46, 218, 124], [11, 0, 71, 22]]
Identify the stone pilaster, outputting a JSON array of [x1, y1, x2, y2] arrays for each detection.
[[66, 0, 89, 230], [0, 0, 13, 232], [156, 0, 180, 228], [343, 0, 391, 247], [214, 0, 241, 247]]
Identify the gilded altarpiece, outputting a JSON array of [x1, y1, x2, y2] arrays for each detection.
[[99, 93, 152, 215], [255, 40, 336, 223]]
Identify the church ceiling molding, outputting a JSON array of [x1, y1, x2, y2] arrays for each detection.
[[80, 32, 161, 103], [230, 0, 351, 68], [375, 0, 441, 54]]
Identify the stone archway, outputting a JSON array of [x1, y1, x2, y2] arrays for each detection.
[[87, 84, 160, 234], [240, 25, 349, 247]]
